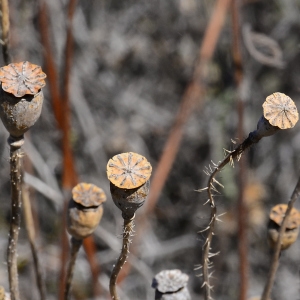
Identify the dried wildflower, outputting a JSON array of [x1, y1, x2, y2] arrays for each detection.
[[0, 62, 46, 137], [107, 152, 152, 189], [152, 269, 191, 300], [67, 183, 106, 240], [267, 204, 300, 250], [0, 61, 46, 97], [263, 92, 298, 129]]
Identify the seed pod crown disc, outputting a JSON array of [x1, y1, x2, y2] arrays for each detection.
[[72, 183, 106, 207], [107, 152, 152, 189], [269, 204, 300, 229], [0, 61, 46, 97], [263, 92, 299, 129]]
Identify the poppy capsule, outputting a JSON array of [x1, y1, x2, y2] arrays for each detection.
[[0, 61, 46, 137], [67, 183, 106, 240], [152, 269, 191, 300], [267, 204, 300, 250], [107, 152, 152, 219]]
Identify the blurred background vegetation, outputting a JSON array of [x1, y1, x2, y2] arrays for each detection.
[[1, 0, 300, 299]]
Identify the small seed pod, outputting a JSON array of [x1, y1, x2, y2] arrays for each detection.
[[267, 204, 300, 250], [152, 269, 191, 300], [107, 152, 152, 219], [0, 61, 46, 137], [67, 183, 106, 240], [249, 92, 298, 142]]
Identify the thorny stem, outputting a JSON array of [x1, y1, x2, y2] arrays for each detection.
[[0, 0, 11, 65], [202, 134, 256, 300], [22, 185, 46, 300], [109, 215, 135, 300], [7, 135, 24, 300], [261, 176, 300, 300], [64, 238, 82, 300]]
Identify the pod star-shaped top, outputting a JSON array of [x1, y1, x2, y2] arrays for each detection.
[[107, 152, 152, 189], [0, 61, 46, 97], [269, 204, 300, 230], [263, 92, 299, 129], [72, 183, 106, 207]]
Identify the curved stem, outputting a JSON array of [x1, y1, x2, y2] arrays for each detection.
[[64, 237, 82, 300], [110, 215, 135, 300], [7, 135, 24, 300], [261, 177, 300, 300], [202, 134, 255, 299]]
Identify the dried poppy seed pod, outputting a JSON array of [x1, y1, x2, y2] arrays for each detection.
[[0, 61, 46, 137], [107, 152, 152, 219], [67, 183, 106, 240], [152, 269, 191, 300], [249, 92, 298, 142], [267, 204, 300, 251]]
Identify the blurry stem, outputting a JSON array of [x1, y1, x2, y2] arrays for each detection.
[[22, 184, 46, 300], [64, 238, 82, 300], [0, 0, 11, 64], [231, 0, 248, 300], [109, 215, 135, 300], [7, 135, 24, 300], [261, 176, 300, 300]]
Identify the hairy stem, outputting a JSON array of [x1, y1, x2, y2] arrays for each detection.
[[202, 134, 256, 299], [7, 135, 24, 300], [22, 184, 46, 300], [110, 215, 135, 300], [261, 176, 300, 300], [64, 237, 82, 300]]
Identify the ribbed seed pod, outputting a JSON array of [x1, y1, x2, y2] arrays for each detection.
[[250, 92, 298, 142], [267, 204, 300, 250], [67, 183, 106, 240], [152, 269, 191, 300], [0, 61, 46, 137], [107, 152, 152, 219]]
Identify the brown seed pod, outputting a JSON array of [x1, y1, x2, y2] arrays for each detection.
[[107, 152, 152, 189], [110, 180, 150, 219], [0, 61, 46, 97], [0, 62, 46, 137], [262, 92, 299, 129], [67, 183, 106, 240], [267, 204, 300, 250], [152, 269, 191, 300]]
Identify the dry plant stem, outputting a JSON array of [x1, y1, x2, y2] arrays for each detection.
[[22, 185, 46, 300], [0, 0, 11, 65], [231, 0, 248, 299], [64, 238, 82, 300], [110, 215, 135, 300], [261, 176, 300, 300], [7, 135, 24, 300], [203, 135, 254, 300]]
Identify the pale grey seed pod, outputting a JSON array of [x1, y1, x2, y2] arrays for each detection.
[[152, 269, 191, 300]]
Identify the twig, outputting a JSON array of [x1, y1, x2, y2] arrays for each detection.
[[64, 238, 82, 300], [22, 184, 46, 300], [109, 216, 135, 300], [7, 135, 24, 300], [202, 135, 255, 299], [231, 1, 248, 299], [0, 0, 11, 64], [261, 176, 300, 300]]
